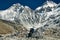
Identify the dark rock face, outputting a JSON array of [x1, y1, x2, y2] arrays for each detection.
[[30, 28, 44, 39], [27, 28, 35, 37]]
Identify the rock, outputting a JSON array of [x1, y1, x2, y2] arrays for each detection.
[[43, 28, 60, 38], [27, 28, 35, 38], [31, 28, 44, 39], [15, 25, 28, 38]]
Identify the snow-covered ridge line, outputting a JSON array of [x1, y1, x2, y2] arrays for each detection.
[[0, 1, 60, 30]]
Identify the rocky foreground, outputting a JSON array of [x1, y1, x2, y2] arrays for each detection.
[[0, 37, 60, 40], [0, 20, 60, 40]]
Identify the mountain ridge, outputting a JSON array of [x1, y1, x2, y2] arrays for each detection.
[[0, 1, 60, 30]]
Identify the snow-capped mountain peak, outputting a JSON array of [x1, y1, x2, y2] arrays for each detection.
[[43, 1, 57, 8], [0, 3, 25, 21], [0, 1, 60, 30], [35, 1, 58, 13]]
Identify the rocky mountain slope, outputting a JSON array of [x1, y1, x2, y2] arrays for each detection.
[[0, 20, 15, 34], [0, 0, 60, 40]]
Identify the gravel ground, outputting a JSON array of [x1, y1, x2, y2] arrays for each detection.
[[0, 36, 60, 40]]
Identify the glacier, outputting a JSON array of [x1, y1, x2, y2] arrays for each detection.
[[0, 1, 60, 30]]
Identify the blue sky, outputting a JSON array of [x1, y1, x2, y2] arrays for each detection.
[[0, 0, 60, 10]]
